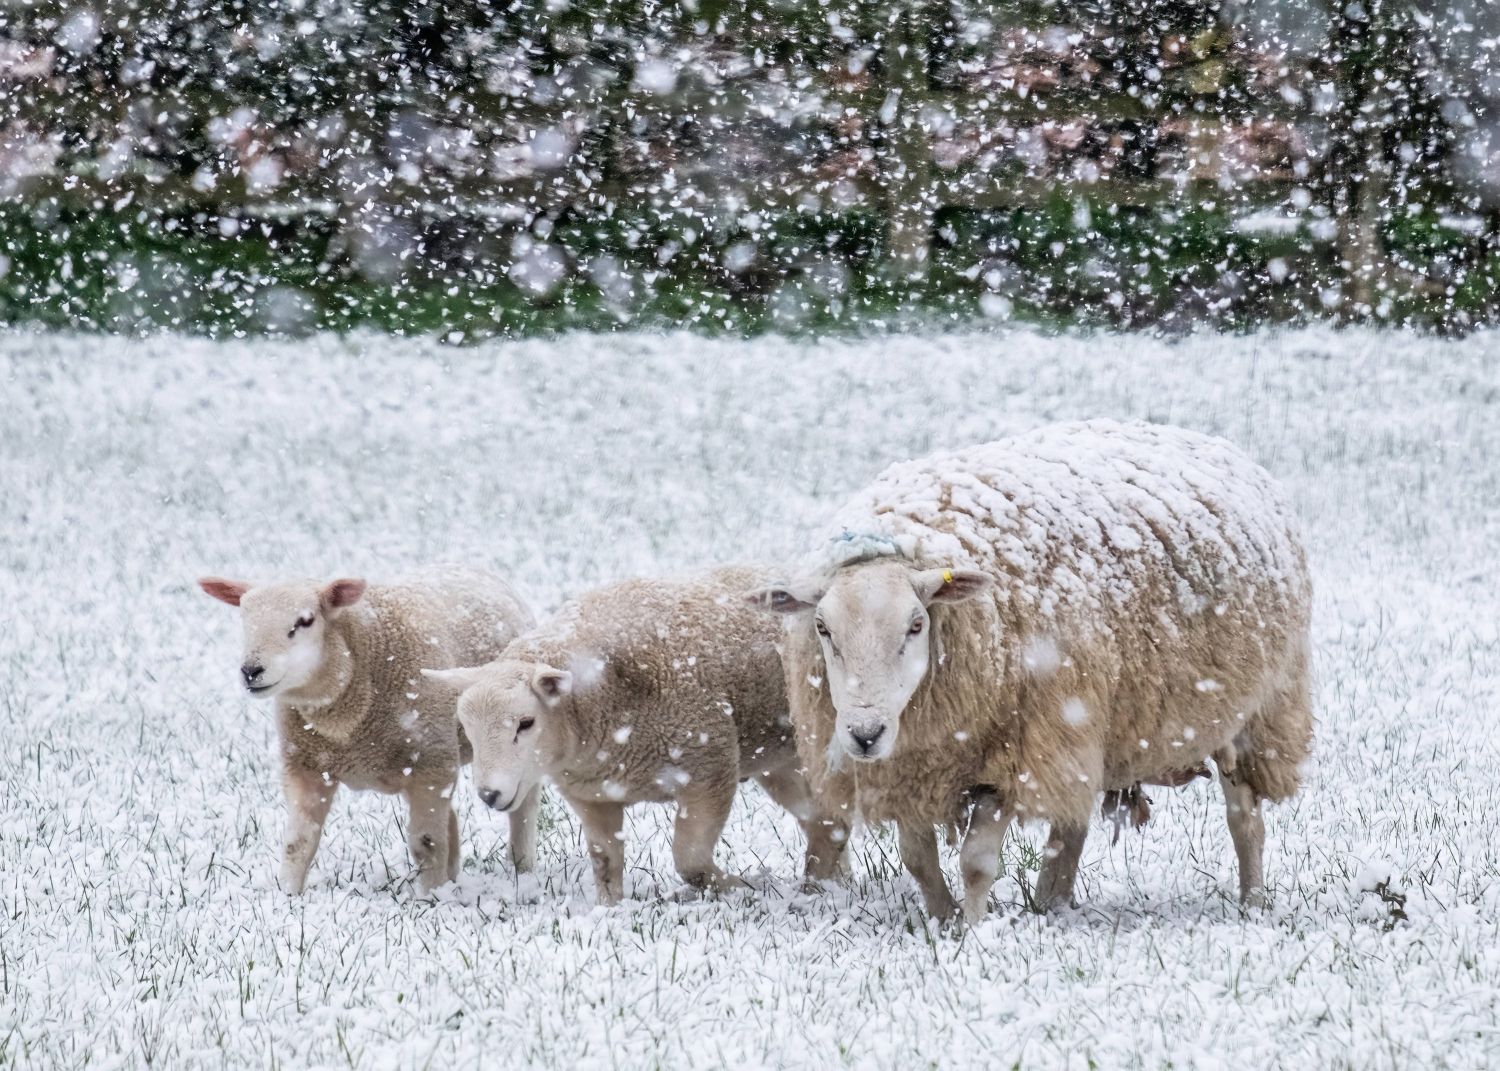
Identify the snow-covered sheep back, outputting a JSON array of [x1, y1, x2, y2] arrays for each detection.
[[769, 419, 1312, 916]]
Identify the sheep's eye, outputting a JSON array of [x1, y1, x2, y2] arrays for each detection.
[[517, 717, 536, 733], [288, 613, 315, 638], [815, 619, 830, 637], [909, 619, 924, 635]]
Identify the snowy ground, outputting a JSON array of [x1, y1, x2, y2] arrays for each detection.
[[2, 327, 1498, 1069]]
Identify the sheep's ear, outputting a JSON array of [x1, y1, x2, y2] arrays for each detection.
[[319, 578, 366, 614], [530, 666, 572, 707], [421, 666, 487, 692], [744, 583, 822, 614], [199, 577, 251, 606], [914, 567, 991, 605]]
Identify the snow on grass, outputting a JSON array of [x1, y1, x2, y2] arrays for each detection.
[[1, 327, 1498, 1069]]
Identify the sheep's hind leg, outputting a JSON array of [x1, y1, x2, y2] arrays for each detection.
[[405, 780, 457, 894], [1216, 748, 1267, 908], [960, 792, 1012, 923], [897, 821, 958, 920], [672, 782, 750, 896], [508, 784, 540, 874], [753, 759, 850, 883], [280, 765, 338, 895], [572, 798, 626, 905], [1033, 822, 1088, 912]]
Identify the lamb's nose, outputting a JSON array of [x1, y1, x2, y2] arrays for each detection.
[[241, 663, 264, 685], [479, 789, 501, 809], [849, 725, 886, 754]]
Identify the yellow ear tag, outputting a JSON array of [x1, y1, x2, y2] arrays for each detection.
[[942, 569, 954, 584]]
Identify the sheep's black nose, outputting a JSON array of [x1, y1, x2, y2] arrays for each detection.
[[849, 725, 886, 754], [241, 663, 264, 685], [479, 789, 501, 809]]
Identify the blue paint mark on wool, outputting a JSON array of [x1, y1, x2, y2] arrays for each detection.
[[826, 530, 904, 569]]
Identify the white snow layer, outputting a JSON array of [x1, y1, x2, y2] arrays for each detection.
[[1, 327, 1498, 1069], [806, 418, 1307, 632]]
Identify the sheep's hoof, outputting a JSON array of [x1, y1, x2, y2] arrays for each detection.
[[962, 897, 992, 925], [1239, 887, 1270, 912], [672, 873, 751, 902], [922, 894, 960, 923], [1026, 892, 1073, 915]]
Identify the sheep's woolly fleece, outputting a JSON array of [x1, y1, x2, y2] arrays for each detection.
[[807, 419, 1304, 610], [783, 420, 1310, 829], [2, 328, 1498, 1070]]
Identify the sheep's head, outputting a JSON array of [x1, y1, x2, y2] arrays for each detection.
[[749, 559, 989, 763], [198, 576, 366, 699], [422, 660, 571, 813]]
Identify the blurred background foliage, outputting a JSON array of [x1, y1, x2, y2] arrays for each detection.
[[1, 0, 1497, 336]]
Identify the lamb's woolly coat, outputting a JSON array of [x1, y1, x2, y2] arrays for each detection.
[[510, 566, 798, 802], [783, 420, 1313, 831], [278, 565, 534, 791]]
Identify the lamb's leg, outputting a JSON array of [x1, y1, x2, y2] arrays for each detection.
[[446, 807, 461, 883], [280, 765, 338, 895], [753, 760, 849, 882], [1217, 759, 1267, 907], [404, 780, 456, 894], [672, 781, 749, 894], [572, 799, 626, 905], [1033, 822, 1088, 912], [960, 792, 1012, 923], [897, 821, 958, 920], [508, 783, 540, 874]]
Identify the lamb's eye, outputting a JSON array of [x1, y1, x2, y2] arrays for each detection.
[[909, 619, 924, 635], [517, 717, 536, 733], [815, 619, 830, 638], [288, 613, 314, 638]]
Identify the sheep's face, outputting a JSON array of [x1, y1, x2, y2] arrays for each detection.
[[751, 560, 990, 763], [425, 661, 571, 813], [199, 576, 366, 700]]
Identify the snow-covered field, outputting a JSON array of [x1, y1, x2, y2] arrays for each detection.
[[2, 327, 1498, 1069]]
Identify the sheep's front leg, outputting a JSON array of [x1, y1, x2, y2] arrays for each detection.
[[673, 781, 749, 894], [960, 793, 1012, 923], [753, 760, 850, 882], [572, 799, 627, 905], [404, 780, 457, 894], [280, 765, 338, 895], [1033, 821, 1088, 912], [508, 783, 540, 874], [897, 821, 958, 920]]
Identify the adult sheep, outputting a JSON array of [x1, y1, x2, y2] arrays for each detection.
[[750, 419, 1312, 922]]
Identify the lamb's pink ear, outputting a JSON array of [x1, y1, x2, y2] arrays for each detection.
[[319, 578, 366, 613], [199, 577, 251, 606], [915, 567, 992, 605], [530, 666, 573, 707], [421, 666, 487, 692], [744, 582, 822, 614]]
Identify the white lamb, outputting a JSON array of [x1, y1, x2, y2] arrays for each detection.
[[751, 419, 1313, 922], [425, 566, 851, 904], [198, 565, 535, 893]]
